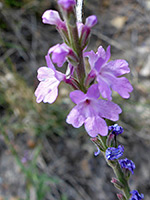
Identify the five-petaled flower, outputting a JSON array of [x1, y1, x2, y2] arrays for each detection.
[[66, 84, 122, 137], [85, 46, 133, 100], [35, 54, 65, 104]]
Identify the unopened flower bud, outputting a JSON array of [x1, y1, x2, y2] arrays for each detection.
[[111, 178, 123, 190], [85, 15, 97, 28], [105, 145, 124, 160], [58, 0, 76, 11], [91, 137, 105, 152], [106, 133, 115, 147], [117, 194, 126, 200], [42, 10, 66, 30]]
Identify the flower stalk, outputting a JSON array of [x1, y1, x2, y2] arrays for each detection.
[[34, 0, 144, 199]]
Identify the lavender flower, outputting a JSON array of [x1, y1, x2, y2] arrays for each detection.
[[85, 46, 133, 100], [48, 43, 78, 67], [119, 158, 135, 174], [77, 15, 97, 48], [42, 10, 66, 30], [130, 190, 144, 200], [105, 145, 124, 160], [109, 124, 124, 135], [66, 84, 122, 137], [35, 54, 65, 104]]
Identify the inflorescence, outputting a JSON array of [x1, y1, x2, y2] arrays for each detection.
[[34, 0, 144, 199]]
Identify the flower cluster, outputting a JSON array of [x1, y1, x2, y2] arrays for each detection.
[[35, 0, 133, 138]]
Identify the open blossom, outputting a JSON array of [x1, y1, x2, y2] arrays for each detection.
[[66, 84, 122, 137], [85, 46, 133, 100], [35, 54, 65, 104]]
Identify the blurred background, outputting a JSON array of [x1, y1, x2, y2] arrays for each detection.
[[0, 0, 150, 199]]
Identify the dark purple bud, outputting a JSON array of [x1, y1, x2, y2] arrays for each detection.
[[109, 124, 124, 135], [105, 145, 124, 160], [130, 190, 144, 200], [119, 158, 135, 175]]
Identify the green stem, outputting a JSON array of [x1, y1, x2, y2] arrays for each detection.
[[60, 8, 86, 91], [105, 156, 131, 199]]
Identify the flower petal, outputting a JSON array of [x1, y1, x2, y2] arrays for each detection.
[[45, 54, 55, 70], [84, 50, 98, 68], [66, 104, 85, 128], [43, 84, 59, 104], [103, 59, 130, 76], [97, 76, 112, 100], [86, 84, 100, 99], [84, 116, 108, 137], [37, 67, 55, 81], [97, 99, 122, 121], [103, 73, 133, 99], [70, 90, 86, 104], [35, 77, 60, 104]]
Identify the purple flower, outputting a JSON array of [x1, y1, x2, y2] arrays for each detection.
[[105, 145, 124, 160], [77, 15, 97, 48], [130, 190, 144, 200], [119, 158, 135, 174], [35, 54, 65, 104], [48, 43, 78, 67], [85, 46, 133, 100], [58, 0, 76, 11], [66, 84, 122, 137], [109, 124, 124, 135], [42, 10, 66, 30]]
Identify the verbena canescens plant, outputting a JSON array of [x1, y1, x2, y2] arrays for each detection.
[[35, 0, 144, 199]]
